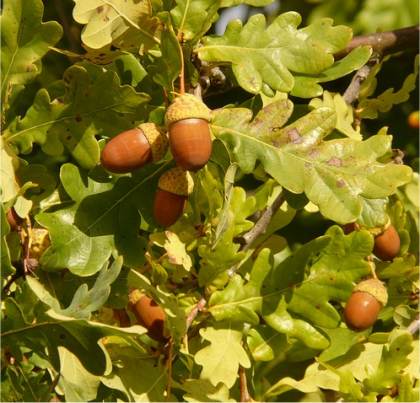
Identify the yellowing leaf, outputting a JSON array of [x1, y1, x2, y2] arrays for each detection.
[[310, 91, 361, 140], [359, 55, 419, 119], [164, 231, 192, 271], [73, 0, 159, 52], [195, 324, 251, 388], [266, 361, 340, 397], [198, 13, 352, 94], [0, 137, 19, 203]]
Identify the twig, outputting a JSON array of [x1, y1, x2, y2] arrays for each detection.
[[336, 25, 420, 58], [2, 218, 36, 295], [343, 63, 374, 105], [177, 33, 185, 95], [2, 270, 23, 295], [239, 366, 252, 402], [186, 298, 207, 329], [241, 191, 285, 251], [407, 314, 420, 335]]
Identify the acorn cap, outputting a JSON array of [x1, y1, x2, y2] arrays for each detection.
[[354, 278, 388, 306], [129, 289, 144, 305], [165, 94, 211, 126], [138, 123, 168, 162], [158, 166, 194, 196]]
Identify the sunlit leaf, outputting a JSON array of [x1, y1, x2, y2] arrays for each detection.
[[198, 13, 352, 94]]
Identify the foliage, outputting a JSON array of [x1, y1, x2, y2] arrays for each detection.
[[1, 0, 418, 402]]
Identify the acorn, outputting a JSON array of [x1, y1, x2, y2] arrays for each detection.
[[408, 111, 419, 129], [101, 123, 168, 173], [344, 278, 388, 330], [6, 208, 23, 231], [129, 290, 167, 341], [153, 166, 194, 227], [165, 94, 212, 171], [373, 225, 400, 261]]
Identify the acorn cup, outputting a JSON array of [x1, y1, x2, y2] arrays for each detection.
[[129, 290, 167, 342], [153, 166, 194, 227], [101, 123, 168, 173], [344, 278, 388, 330], [165, 94, 212, 171], [373, 225, 400, 261]]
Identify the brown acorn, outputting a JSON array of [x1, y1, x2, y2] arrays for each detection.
[[344, 278, 388, 330], [129, 290, 167, 341], [153, 166, 193, 227], [373, 225, 400, 261], [6, 208, 22, 231], [101, 123, 168, 173], [408, 111, 419, 129], [165, 94, 212, 171]]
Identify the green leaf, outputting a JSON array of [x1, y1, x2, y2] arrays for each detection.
[[359, 55, 419, 119], [37, 163, 165, 275], [198, 13, 352, 94], [107, 54, 148, 87], [220, 0, 274, 6], [395, 374, 419, 402], [0, 0, 62, 106], [195, 167, 279, 287], [2, 300, 146, 376], [212, 103, 412, 223], [181, 379, 234, 402], [292, 46, 372, 98], [57, 347, 101, 402], [72, 0, 160, 51], [358, 197, 388, 228], [1, 204, 15, 278], [27, 258, 122, 319], [0, 137, 20, 203], [279, 227, 372, 327], [1, 358, 53, 402], [100, 337, 168, 401], [209, 248, 272, 324], [319, 327, 370, 362], [171, 0, 220, 42], [4, 64, 150, 169], [353, 0, 419, 34], [194, 322, 251, 388], [265, 361, 340, 397], [149, 22, 182, 91], [128, 269, 188, 341], [246, 325, 288, 362], [364, 331, 414, 393]]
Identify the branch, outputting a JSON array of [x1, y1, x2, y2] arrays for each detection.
[[336, 25, 419, 58], [241, 191, 285, 251], [343, 59, 377, 105], [186, 297, 207, 329], [239, 366, 252, 402]]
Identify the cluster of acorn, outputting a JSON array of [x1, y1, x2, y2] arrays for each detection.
[[343, 222, 400, 330], [100, 94, 213, 227]]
